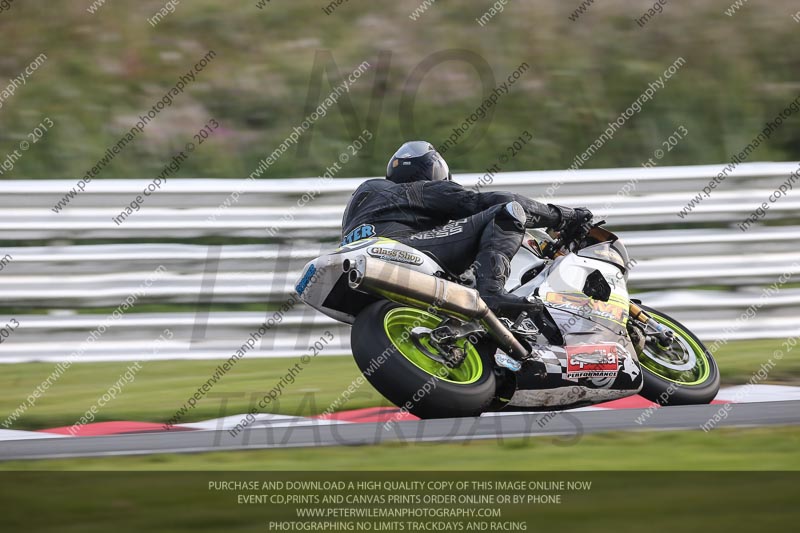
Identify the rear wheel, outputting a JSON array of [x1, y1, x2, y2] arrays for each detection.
[[351, 301, 496, 419], [636, 305, 720, 405]]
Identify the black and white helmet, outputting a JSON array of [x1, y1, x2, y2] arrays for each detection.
[[386, 141, 451, 184]]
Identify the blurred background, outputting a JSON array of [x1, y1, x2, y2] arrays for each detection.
[[1, 0, 799, 179], [1, 0, 799, 433]]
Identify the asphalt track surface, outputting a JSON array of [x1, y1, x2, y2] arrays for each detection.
[[1, 401, 798, 461]]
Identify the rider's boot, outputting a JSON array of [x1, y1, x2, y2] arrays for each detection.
[[471, 202, 544, 319], [474, 250, 543, 319]]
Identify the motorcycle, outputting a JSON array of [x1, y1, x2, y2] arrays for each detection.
[[297, 218, 720, 418]]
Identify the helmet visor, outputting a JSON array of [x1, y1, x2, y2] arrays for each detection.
[[392, 141, 434, 159], [432, 155, 450, 181]]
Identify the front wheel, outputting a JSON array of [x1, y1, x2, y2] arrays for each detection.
[[351, 301, 497, 419], [636, 305, 720, 405]]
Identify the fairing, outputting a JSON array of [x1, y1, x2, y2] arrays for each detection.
[[297, 237, 443, 324], [299, 230, 643, 409]]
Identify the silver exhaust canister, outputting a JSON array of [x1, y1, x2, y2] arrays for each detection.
[[344, 255, 530, 360]]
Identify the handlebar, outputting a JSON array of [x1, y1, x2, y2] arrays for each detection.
[[541, 219, 604, 258]]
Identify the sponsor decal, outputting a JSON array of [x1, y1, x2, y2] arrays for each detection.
[[409, 218, 467, 240], [545, 292, 627, 322], [494, 352, 522, 372], [295, 264, 316, 295], [620, 351, 641, 380], [341, 224, 376, 246], [565, 344, 619, 379], [546, 292, 589, 311], [366, 246, 424, 266]]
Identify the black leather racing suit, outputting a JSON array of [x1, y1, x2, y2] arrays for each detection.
[[340, 179, 562, 303]]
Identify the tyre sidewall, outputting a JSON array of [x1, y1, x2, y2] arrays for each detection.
[[638, 305, 721, 405], [351, 301, 497, 419]]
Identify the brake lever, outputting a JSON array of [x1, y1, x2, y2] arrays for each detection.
[[544, 219, 596, 257]]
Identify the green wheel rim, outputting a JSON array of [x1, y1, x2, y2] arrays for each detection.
[[639, 313, 711, 386], [383, 307, 484, 385]]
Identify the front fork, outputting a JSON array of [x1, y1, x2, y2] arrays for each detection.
[[629, 302, 674, 350]]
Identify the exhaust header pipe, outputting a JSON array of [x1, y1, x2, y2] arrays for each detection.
[[345, 255, 529, 359]]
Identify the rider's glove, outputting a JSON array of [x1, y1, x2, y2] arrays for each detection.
[[550, 205, 593, 232]]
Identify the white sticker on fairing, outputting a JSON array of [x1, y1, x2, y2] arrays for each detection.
[[621, 352, 641, 380], [367, 246, 424, 266]]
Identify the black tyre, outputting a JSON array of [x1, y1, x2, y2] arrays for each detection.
[[351, 301, 496, 419], [637, 305, 720, 405]]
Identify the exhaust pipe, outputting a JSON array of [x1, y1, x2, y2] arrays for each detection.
[[345, 255, 529, 359]]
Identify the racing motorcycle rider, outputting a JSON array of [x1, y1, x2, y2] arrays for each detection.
[[340, 140, 593, 320]]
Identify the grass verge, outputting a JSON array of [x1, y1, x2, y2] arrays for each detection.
[[1, 426, 798, 471], [1, 338, 797, 430]]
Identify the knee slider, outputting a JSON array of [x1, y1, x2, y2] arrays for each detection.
[[497, 201, 526, 232]]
